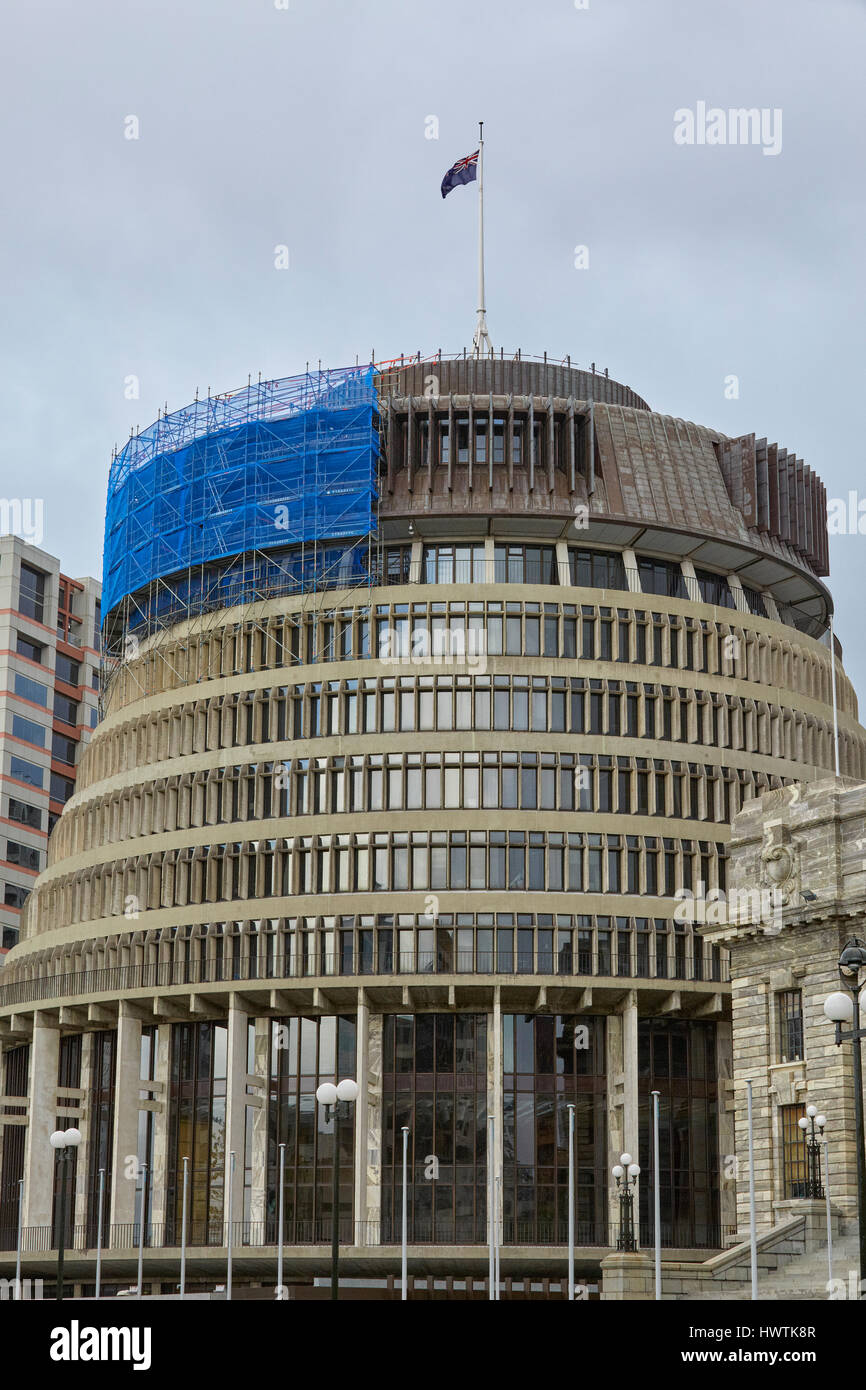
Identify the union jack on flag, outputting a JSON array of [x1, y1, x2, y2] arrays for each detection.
[[441, 150, 479, 199]]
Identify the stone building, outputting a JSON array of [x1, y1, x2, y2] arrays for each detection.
[[710, 777, 866, 1240], [603, 775, 866, 1300], [0, 353, 863, 1297]]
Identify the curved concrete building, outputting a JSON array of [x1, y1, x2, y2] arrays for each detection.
[[1, 352, 863, 1297]]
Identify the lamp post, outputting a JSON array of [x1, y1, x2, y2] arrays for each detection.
[[567, 1103, 575, 1301], [276, 1141, 286, 1300], [401, 1125, 409, 1302], [797, 1106, 826, 1199], [95, 1166, 105, 1300], [824, 936, 866, 1291], [49, 1126, 81, 1301], [612, 1152, 640, 1252], [315, 1078, 358, 1301], [650, 1090, 662, 1300]]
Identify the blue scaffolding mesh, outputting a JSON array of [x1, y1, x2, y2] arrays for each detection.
[[103, 365, 379, 617]]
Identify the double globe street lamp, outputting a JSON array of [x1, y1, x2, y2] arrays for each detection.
[[797, 1106, 826, 1200], [315, 1078, 359, 1301], [49, 1126, 81, 1301], [612, 1152, 641, 1252]]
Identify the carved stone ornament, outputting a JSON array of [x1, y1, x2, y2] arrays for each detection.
[[759, 822, 800, 906]]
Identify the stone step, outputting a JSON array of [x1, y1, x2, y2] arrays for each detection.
[[683, 1237, 861, 1300]]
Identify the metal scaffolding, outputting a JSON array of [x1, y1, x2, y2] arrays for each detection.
[[103, 365, 379, 623]]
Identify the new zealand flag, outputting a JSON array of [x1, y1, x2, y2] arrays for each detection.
[[441, 150, 479, 199]]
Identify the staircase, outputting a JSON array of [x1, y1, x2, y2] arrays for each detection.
[[688, 1222, 860, 1300], [747, 1228, 858, 1301]]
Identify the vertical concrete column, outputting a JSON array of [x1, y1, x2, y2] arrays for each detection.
[[605, 1011, 623, 1238], [110, 1005, 142, 1230], [353, 997, 369, 1242], [22, 1012, 60, 1229], [224, 999, 248, 1231], [249, 1018, 270, 1237], [73, 1032, 92, 1232], [364, 1011, 383, 1245], [408, 539, 423, 584], [733, 981, 775, 1235], [555, 540, 569, 585], [727, 573, 747, 613], [762, 593, 781, 622], [716, 1020, 737, 1239], [483, 535, 495, 583], [148, 1024, 172, 1230], [620, 992, 639, 1159], [622, 548, 641, 593], [605, 995, 639, 1242], [680, 557, 697, 602]]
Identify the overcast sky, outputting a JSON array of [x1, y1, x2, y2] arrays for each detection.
[[2, 0, 864, 695]]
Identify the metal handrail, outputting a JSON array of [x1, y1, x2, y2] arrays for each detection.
[[1, 1217, 734, 1255]]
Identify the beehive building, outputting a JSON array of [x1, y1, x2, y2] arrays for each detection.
[[0, 352, 862, 1295]]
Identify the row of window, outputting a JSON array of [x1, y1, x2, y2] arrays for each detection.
[[313, 917, 723, 983], [3, 882, 30, 910], [46, 828, 728, 928], [418, 547, 753, 612], [108, 583, 838, 721], [8, 754, 75, 803], [5, 916, 727, 1010], [14, 628, 87, 690], [82, 677, 838, 803], [10, 659, 83, 706], [120, 596, 827, 693], [6, 797, 43, 830], [90, 752, 781, 842], [0, 911, 733, 1011], [384, 545, 770, 629], [10, 715, 77, 762], [4, 839, 41, 871], [376, 600, 761, 675]]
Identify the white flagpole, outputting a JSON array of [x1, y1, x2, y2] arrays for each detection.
[[473, 121, 493, 357]]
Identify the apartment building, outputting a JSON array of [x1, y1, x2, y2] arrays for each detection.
[[0, 535, 100, 959]]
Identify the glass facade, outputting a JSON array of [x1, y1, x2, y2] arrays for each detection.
[[503, 1014, 607, 1245], [266, 1015, 357, 1243], [51, 1034, 82, 1247], [637, 1019, 719, 1248], [0, 1045, 28, 1245], [85, 1029, 116, 1245], [165, 1022, 227, 1245], [381, 1013, 488, 1244], [136, 1025, 157, 1233]]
